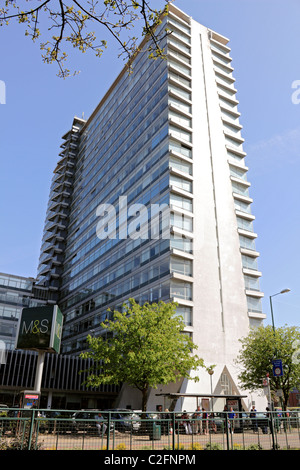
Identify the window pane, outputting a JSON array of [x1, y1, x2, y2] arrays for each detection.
[[244, 275, 260, 291]]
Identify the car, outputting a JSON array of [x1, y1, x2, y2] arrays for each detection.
[[211, 413, 226, 432], [240, 413, 252, 430], [289, 410, 300, 427], [71, 410, 94, 433], [126, 411, 160, 434], [255, 413, 269, 433], [103, 409, 141, 433], [45, 410, 75, 434], [72, 410, 111, 435], [126, 412, 142, 433]]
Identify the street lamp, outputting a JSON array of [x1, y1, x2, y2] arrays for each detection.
[[269, 288, 291, 410], [269, 289, 291, 334], [207, 367, 215, 411]]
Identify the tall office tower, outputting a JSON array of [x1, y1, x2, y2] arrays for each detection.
[[36, 4, 265, 410]]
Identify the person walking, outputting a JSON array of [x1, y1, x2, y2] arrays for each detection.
[[209, 413, 217, 433], [192, 406, 202, 434], [250, 405, 258, 432], [228, 407, 236, 433], [156, 405, 163, 433], [202, 408, 208, 435], [265, 407, 273, 435], [161, 408, 171, 435]]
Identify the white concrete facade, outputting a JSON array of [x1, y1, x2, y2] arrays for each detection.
[[170, 5, 265, 412]]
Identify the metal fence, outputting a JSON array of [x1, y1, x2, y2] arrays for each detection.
[[0, 408, 300, 450]]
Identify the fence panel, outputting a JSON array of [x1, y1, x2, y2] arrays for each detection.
[[0, 408, 299, 450]]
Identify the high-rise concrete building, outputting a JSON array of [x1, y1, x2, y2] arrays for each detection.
[[35, 4, 265, 411]]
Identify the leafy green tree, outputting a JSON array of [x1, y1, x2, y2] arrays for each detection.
[[236, 325, 300, 409], [80, 299, 205, 411], [0, 0, 170, 77]]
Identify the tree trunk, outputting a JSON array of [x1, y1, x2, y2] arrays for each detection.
[[142, 387, 148, 412], [140, 386, 148, 434]]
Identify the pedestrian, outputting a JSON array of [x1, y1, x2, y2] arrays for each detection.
[[275, 410, 281, 432], [209, 413, 217, 433], [250, 405, 258, 432], [181, 410, 192, 434], [264, 407, 272, 434], [228, 407, 235, 433], [192, 406, 202, 434], [202, 408, 208, 435], [221, 405, 228, 432], [95, 412, 107, 436], [284, 410, 291, 432], [156, 405, 163, 433], [161, 408, 171, 435]]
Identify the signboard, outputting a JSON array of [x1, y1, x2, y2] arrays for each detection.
[[272, 359, 283, 377], [263, 377, 269, 387], [226, 399, 239, 410], [23, 391, 41, 409], [15, 305, 63, 353]]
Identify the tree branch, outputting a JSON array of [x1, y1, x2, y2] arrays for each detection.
[[0, 0, 169, 77]]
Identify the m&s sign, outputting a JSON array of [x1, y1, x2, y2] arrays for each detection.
[[21, 318, 50, 335], [15, 305, 63, 353]]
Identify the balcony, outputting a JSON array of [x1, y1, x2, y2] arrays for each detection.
[[45, 218, 67, 234], [248, 311, 266, 320], [242, 268, 262, 278], [53, 183, 72, 197], [246, 290, 264, 298], [53, 242, 65, 253], [48, 279, 60, 290], [50, 266, 63, 278], [51, 191, 71, 204], [52, 254, 64, 266]]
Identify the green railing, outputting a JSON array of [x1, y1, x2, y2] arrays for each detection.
[[0, 408, 299, 450]]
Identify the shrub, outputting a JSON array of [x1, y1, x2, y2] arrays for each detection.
[[175, 443, 185, 450], [205, 442, 222, 450], [164, 443, 185, 450], [0, 435, 43, 450], [188, 443, 203, 450], [116, 443, 127, 450], [233, 443, 243, 450], [246, 443, 263, 450]]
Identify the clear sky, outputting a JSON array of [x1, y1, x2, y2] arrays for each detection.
[[0, 0, 299, 328]]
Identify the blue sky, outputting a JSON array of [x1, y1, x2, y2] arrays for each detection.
[[0, 0, 299, 328]]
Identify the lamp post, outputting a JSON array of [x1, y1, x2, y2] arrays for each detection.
[[207, 367, 215, 411], [269, 289, 291, 335], [269, 289, 291, 410]]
